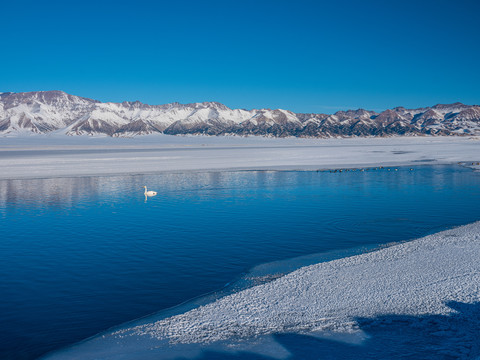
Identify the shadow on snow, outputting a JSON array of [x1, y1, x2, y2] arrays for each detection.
[[189, 301, 480, 360]]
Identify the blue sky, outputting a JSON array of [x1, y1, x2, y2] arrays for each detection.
[[1, 0, 479, 113]]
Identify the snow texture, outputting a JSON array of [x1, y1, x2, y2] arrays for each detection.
[[0, 135, 479, 180], [128, 222, 480, 342], [43, 222, 480, 359]]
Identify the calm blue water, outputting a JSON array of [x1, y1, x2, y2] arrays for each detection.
[[1, 166, 480, 360]]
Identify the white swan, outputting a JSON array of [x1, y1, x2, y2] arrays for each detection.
[[143, 186, 157, 196]]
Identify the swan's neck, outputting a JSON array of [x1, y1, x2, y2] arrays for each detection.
[[144, 187, 147, 195]]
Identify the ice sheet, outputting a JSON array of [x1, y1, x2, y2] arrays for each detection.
[[0, 134, 479, 179], [43, 221, 480, 359]]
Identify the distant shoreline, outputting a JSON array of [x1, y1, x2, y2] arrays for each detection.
[[0, 135, 478, 180]]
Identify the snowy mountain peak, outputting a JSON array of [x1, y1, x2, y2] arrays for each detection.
[[0, 91, 479, 137]]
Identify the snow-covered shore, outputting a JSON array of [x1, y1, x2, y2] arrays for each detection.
[[44, 221, 480, 359], [138, 221, 480, 342], [0, 134, 479, 179]]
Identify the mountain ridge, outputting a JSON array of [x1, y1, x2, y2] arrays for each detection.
[[1, 91, 479, 138]]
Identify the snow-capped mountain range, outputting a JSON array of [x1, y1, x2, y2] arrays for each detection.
[[1, 91, 479, 137]]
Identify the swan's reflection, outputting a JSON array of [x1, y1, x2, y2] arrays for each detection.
[[0, 166, 467, 213]]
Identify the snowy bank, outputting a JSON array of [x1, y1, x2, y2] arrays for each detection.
[[44, 221, 480, 359], [0, 135, 479, 179]]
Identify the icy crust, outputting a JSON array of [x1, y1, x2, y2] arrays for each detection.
[[0, 136, 479, 180], [117, 222, 480, 345], [42, 222, 480, 359]]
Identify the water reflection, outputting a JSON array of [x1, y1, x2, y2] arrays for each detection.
[[0, 166, 479, 359], [0, 166, 476, 213], [0, 166, 476, 212]]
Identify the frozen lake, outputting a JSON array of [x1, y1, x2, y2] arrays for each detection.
[[1, 165, 480, 359]]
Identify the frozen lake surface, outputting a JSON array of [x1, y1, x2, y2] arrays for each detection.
[[1, 165, 480, 359], [1, 135, 479, 179]]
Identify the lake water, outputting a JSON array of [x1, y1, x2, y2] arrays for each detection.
[[1, 165, 480, 359]]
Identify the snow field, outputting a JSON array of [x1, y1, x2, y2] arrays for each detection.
[[0, 135, 479, 179]]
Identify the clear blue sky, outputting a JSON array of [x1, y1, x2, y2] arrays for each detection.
[[1, 0, 479, 113]]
